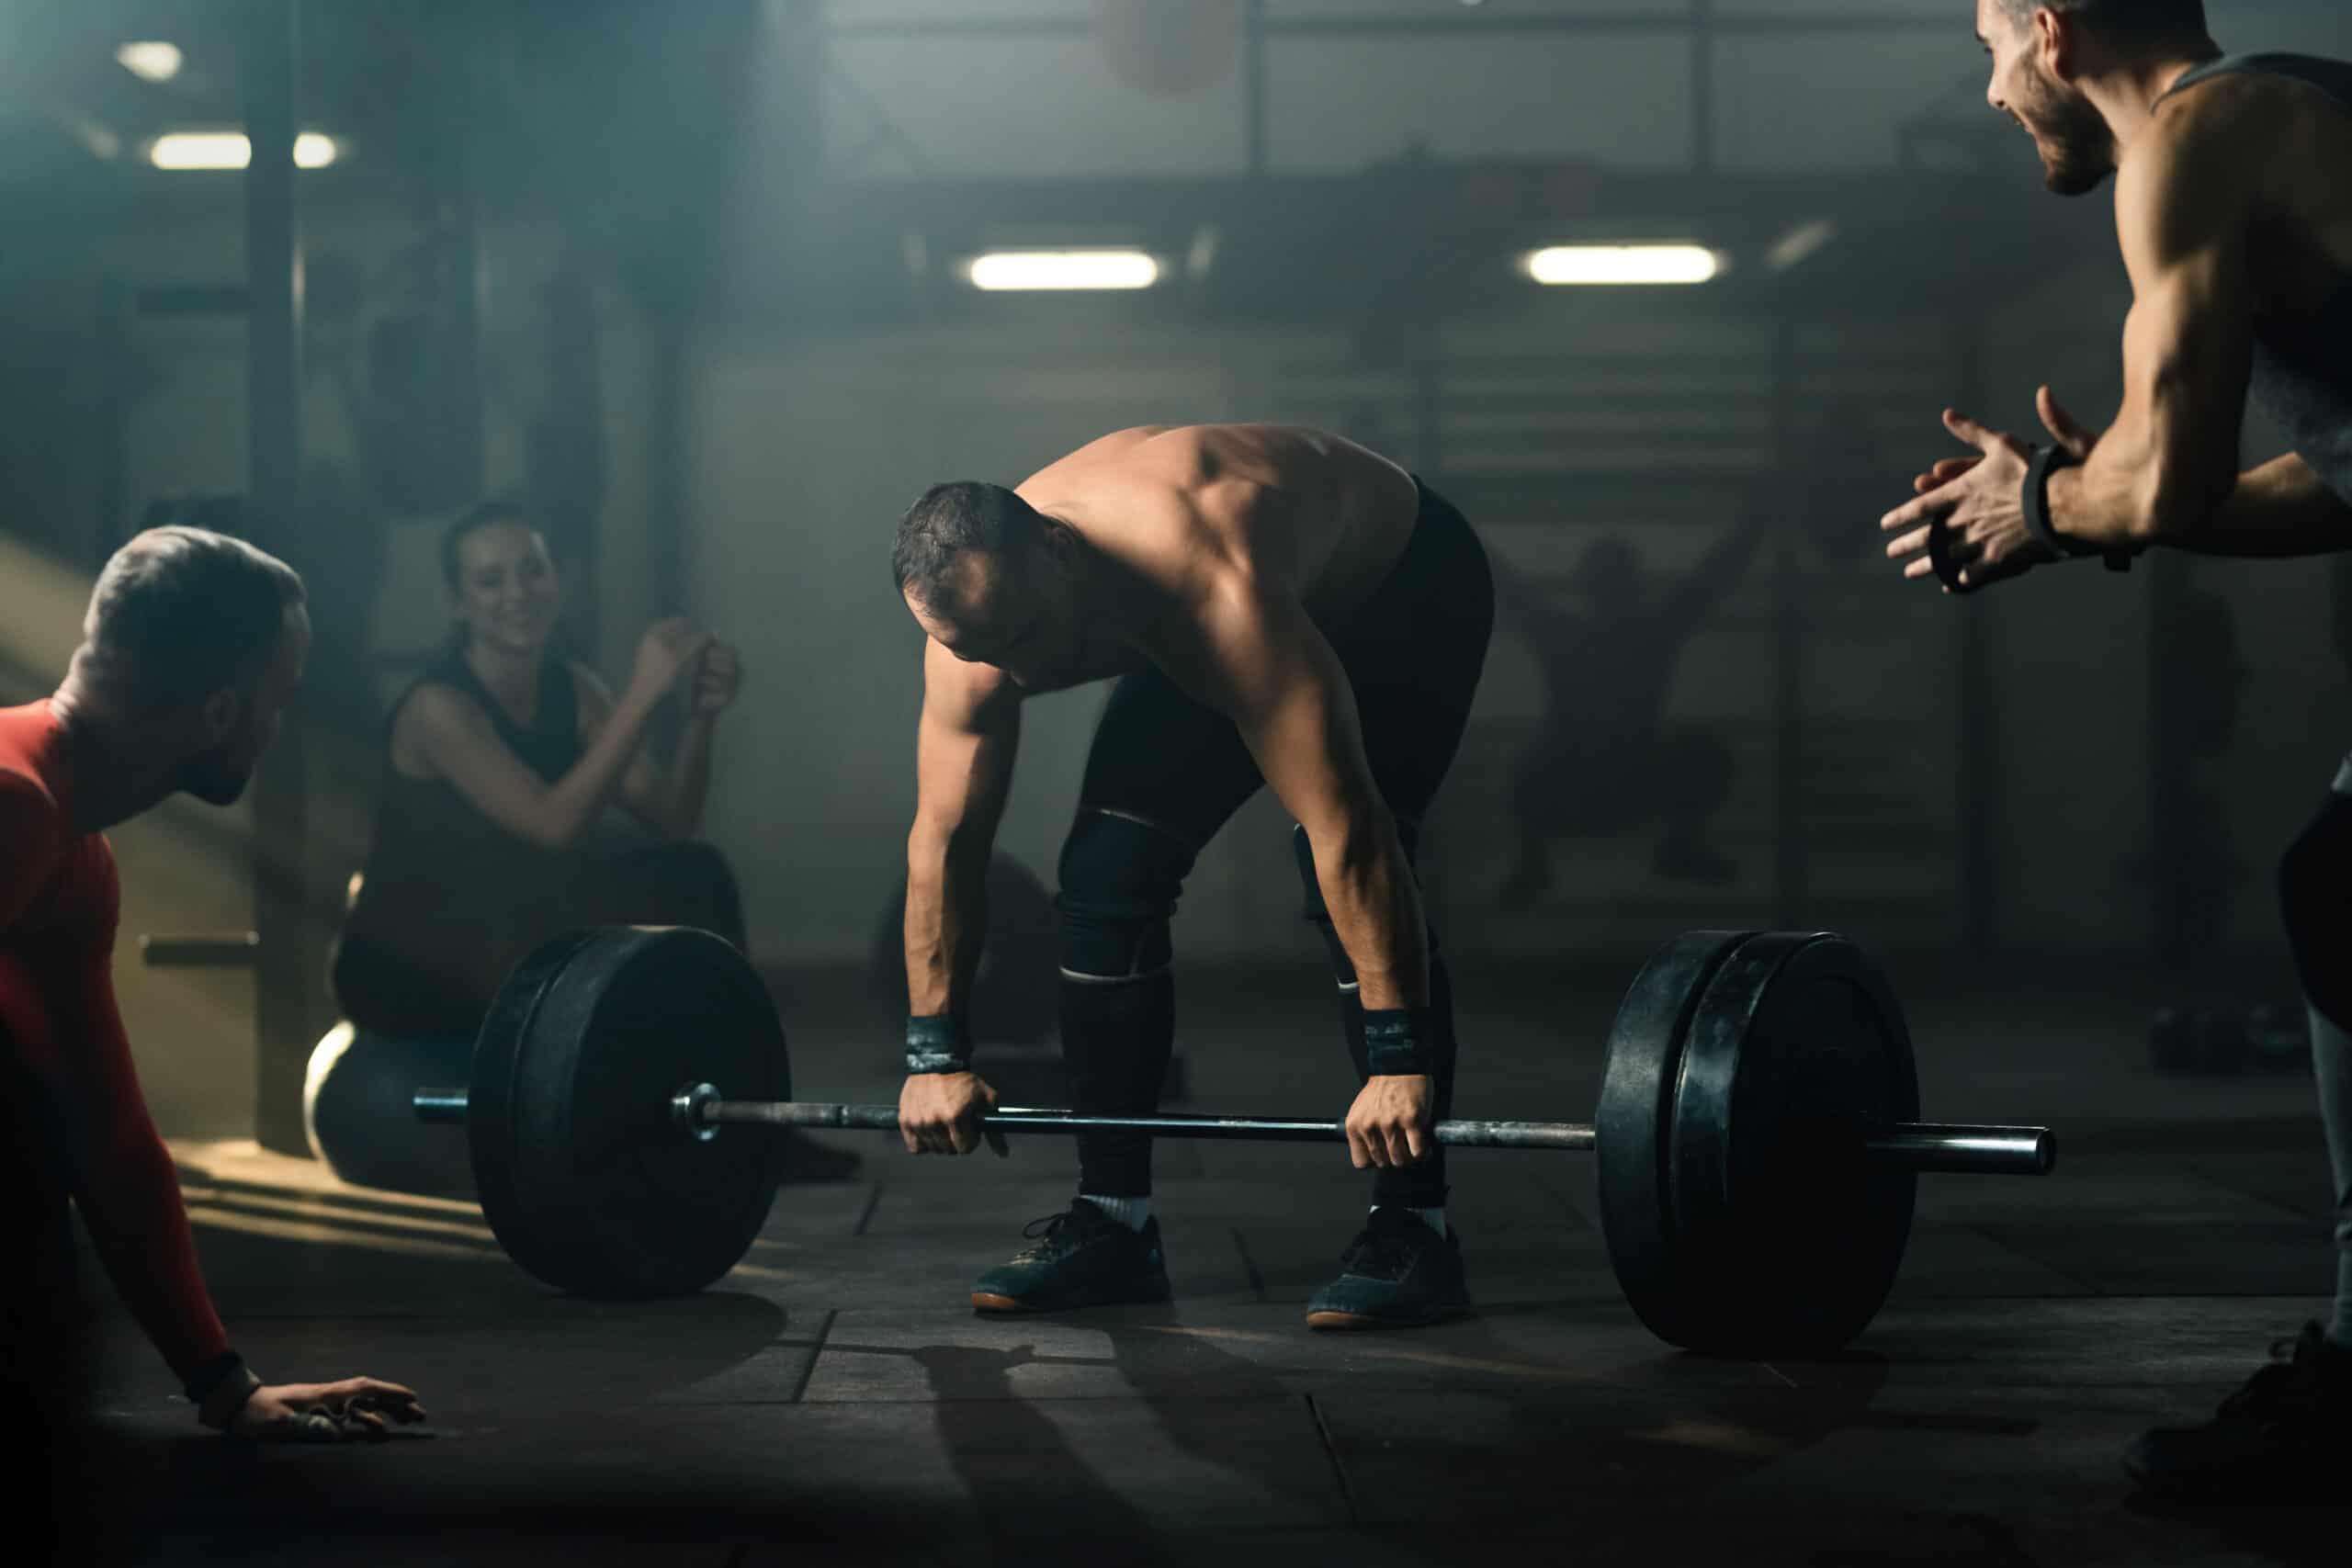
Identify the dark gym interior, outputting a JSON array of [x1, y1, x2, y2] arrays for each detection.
[[6, 3, 2352, 1564]]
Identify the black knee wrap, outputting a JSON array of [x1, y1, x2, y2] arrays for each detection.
[[2282, 793, 2352, 1030], [1057, 808, 1196, 981]]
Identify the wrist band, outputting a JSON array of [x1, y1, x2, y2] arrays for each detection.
[[1363, 1009, 1434, 1077], [186, 1350, 262, 1431], [905, 1014, 972, 1075], [2023, 445, 2134, 573]]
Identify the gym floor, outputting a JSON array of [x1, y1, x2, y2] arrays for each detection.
[[81, 957, 2344, 1567]]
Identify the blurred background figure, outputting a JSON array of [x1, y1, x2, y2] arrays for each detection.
[[1496, 513, 1763, 902]]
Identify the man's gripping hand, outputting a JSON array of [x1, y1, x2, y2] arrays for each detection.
[[1345, 1075, 1434, 1169], [899, 1071, 1001, 1156]]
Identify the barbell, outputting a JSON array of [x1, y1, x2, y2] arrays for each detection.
[[412, 924, 2054, 1354]]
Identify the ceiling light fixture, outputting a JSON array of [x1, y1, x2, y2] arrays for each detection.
[[967, 250, 1160, 291], [148, 130, 339, 170], [1525, 243, 1724, 286]]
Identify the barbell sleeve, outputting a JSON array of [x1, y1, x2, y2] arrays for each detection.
[[412, 1089, 2052, 1173], [1860, 1122, 2054, 1176]]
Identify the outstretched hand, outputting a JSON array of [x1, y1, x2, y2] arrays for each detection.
[[1879, 389, 2094, 593]]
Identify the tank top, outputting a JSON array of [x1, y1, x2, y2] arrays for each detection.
[[332, 649, 584, 1033], [2156, 53, 2352, 504]]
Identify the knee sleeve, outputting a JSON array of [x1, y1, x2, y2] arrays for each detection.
[[1293, 820, 1433, 988], [1057, 808, 1196, 981], [2280, 794, 2352, 1029]]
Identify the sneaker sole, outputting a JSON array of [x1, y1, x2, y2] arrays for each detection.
[[970, 1288, 1173, 1314], [1305, 1304, 1469, 1331]]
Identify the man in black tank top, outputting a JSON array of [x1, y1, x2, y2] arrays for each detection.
[[1877, 3, 2352, 1502]]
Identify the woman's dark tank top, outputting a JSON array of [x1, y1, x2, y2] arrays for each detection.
[[331, 649, 584, 1034], [2156, 53, 2352, 505]]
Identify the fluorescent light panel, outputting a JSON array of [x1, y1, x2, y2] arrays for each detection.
[[967, 250, 1159, 292], [149, 131, 338, 170], [117, 41, 183, 83], [1525, 243, 1723, 286]]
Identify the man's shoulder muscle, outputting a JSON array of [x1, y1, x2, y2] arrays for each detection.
[[2116, 84, 2267, 270], [921, 637, 1019, 727], [2135, 69, 2295, 197]]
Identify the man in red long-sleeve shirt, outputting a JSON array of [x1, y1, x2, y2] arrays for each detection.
[[3, 525, 424, 1465]]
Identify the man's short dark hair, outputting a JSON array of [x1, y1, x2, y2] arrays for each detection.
[[441, 497, 532, 590], [892, 482, 1035, 610], [81, 526, 306, 705], [1996, 0, 2209, 45]]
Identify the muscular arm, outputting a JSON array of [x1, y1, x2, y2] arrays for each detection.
[[2044, 94, 2344, 554], [398, 678, 660, 851], [904, 641, 1022, 1019], [2123, 449, 2352, 557], [1159, 574, 1428, 1012]]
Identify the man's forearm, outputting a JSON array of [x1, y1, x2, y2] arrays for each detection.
[[2150, 454, 2352, 558], [2045, 441, 2165, 548], [2046, 396, 2241, 552], [903, 835, 989, 1018], [1310, 821, 1430, 1015]]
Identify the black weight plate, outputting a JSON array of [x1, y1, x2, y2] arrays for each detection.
[[1669, 931, 1919, 1354], [1595, 930, 1758, 1351], [469, 925, 789, 1298]]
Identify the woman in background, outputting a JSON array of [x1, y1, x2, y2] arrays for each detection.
[[328, 500, 854, 1181]]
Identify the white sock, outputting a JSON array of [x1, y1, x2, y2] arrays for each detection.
[[1374, 1204, 1446, 1237], [1080, 1193, 1152, 1232]]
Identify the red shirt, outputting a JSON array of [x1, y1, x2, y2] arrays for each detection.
[[1, 700, 229, 1381]]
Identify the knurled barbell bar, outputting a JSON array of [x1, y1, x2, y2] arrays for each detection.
[[415, 1089, 2046, 1167], [413, 925, 2056, 1354]]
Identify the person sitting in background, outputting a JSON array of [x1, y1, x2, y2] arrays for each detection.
[[329, 501, 855, 1179], [333, 499, 738, 1027]]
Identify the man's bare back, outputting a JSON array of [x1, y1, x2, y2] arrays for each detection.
[[1008, 423, 1420, 684]]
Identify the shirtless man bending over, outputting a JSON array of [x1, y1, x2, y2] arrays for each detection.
[[891, 424, 1493, 1328]]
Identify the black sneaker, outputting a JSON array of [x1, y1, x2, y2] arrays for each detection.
[[2123, 1324, 2352, 1499], [1305, 1208, 1470, 1330], [970, 1199, 1171, 1314]]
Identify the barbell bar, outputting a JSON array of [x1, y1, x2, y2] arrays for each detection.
[[412, 1085, 2052, 1175]]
